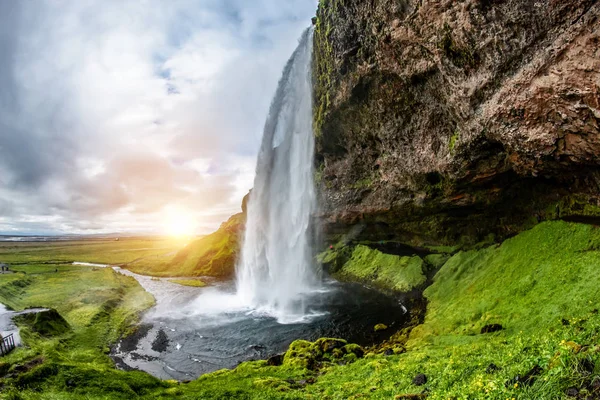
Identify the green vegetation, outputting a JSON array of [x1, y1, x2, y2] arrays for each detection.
[[14, 309, 71, 337], [2, 221, 600, 399], [0, 265, 162, 399], [168, 278, 207, 287], [411, 221, 600, 342], [333, 245, 427, 292], [125, 213, 245, 279], [0, 238, 184, 266], [448, 129, 459, 152], [0, 217, 245, 280]]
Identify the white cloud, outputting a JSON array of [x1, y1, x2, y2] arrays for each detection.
[[0, 0, 318, 235]]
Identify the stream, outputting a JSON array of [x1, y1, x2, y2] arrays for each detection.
[[111, 268, 409, 381]]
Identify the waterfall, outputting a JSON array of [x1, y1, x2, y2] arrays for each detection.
[[236, 28, 321, 323]]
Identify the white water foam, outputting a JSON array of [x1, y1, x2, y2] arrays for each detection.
[[236, 28, 321, 324]]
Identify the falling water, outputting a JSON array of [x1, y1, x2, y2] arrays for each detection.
[[236, 28, 321, 323]]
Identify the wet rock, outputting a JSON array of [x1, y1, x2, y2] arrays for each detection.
[[315, 338, 346, 353], [283, 340, 318, 369], [117, 324, 152, 353], [412, 373, 427, 386], [130, 352, 157, 362], [384, 348, 394, 356], [566, 387, 579, 397], [111, 356, 135, 372], [266, 354, 284, 367], [284, 338, 362, 371], [486, 363, 500, 373], [508, 365, 543, 387], [480, 324, 503, 334], [5, 357, 44, 379], [151, 329, 169, 353], [248, 344, 266, 352]]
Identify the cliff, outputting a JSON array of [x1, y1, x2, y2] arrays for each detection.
[[313, 0, 600, 246]]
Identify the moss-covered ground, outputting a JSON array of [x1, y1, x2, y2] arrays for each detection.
[[332, 245, 427, 293], [1, 221, 600, 399]]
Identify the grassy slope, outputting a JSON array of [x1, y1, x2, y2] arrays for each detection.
[[332, 245, 427, 292], [2, 221, 600, 399], [125, 213, 245, 278], [0, 265, 162, 399]]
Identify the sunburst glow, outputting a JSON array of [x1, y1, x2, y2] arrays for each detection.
[[164, 207, 196, 237]]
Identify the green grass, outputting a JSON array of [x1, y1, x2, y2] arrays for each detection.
[[333, 245, 426, 292], [0, 266, 161, 399], [0, 237, 184, 265], [168, 278, 207, 287], [0, 217, 244, 280], [2, 221, 600, 399], [411, 221, 600, 343], [126, 213, 244, 278]]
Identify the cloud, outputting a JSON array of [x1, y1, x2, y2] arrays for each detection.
[[0, 0, 317, 235]]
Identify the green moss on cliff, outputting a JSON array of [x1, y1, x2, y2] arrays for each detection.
[[333, 245, 426, 292], [411, 221, 600, 344], [448, 129, 459, 152]]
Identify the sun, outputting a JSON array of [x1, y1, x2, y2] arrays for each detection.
[[164, 207, 196, 238]]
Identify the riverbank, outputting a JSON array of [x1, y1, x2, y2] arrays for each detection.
[[0, 221, 599, 399]]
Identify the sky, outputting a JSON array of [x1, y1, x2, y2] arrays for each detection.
[[0, 0, 318, 236]]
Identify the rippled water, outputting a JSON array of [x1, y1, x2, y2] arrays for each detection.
[[111, 269, 408, 381]]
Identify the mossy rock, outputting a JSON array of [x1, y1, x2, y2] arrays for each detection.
[[283, 338, 364, 370], [343, 343, 365, 358], [424, 253, 450, 269], [334, 245, 427, 293], [283, 340, 318, 369], [14, 309, 70, 337], [314, 337, 346, 353], [253, 377, 291, 392]]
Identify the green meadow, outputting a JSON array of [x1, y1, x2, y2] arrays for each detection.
[[0, 221, 599, 399]]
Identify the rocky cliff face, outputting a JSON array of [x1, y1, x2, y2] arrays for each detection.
[[313, 0, 600, 246]]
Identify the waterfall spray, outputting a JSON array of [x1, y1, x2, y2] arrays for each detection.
[[236, 28, 321, 323]]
